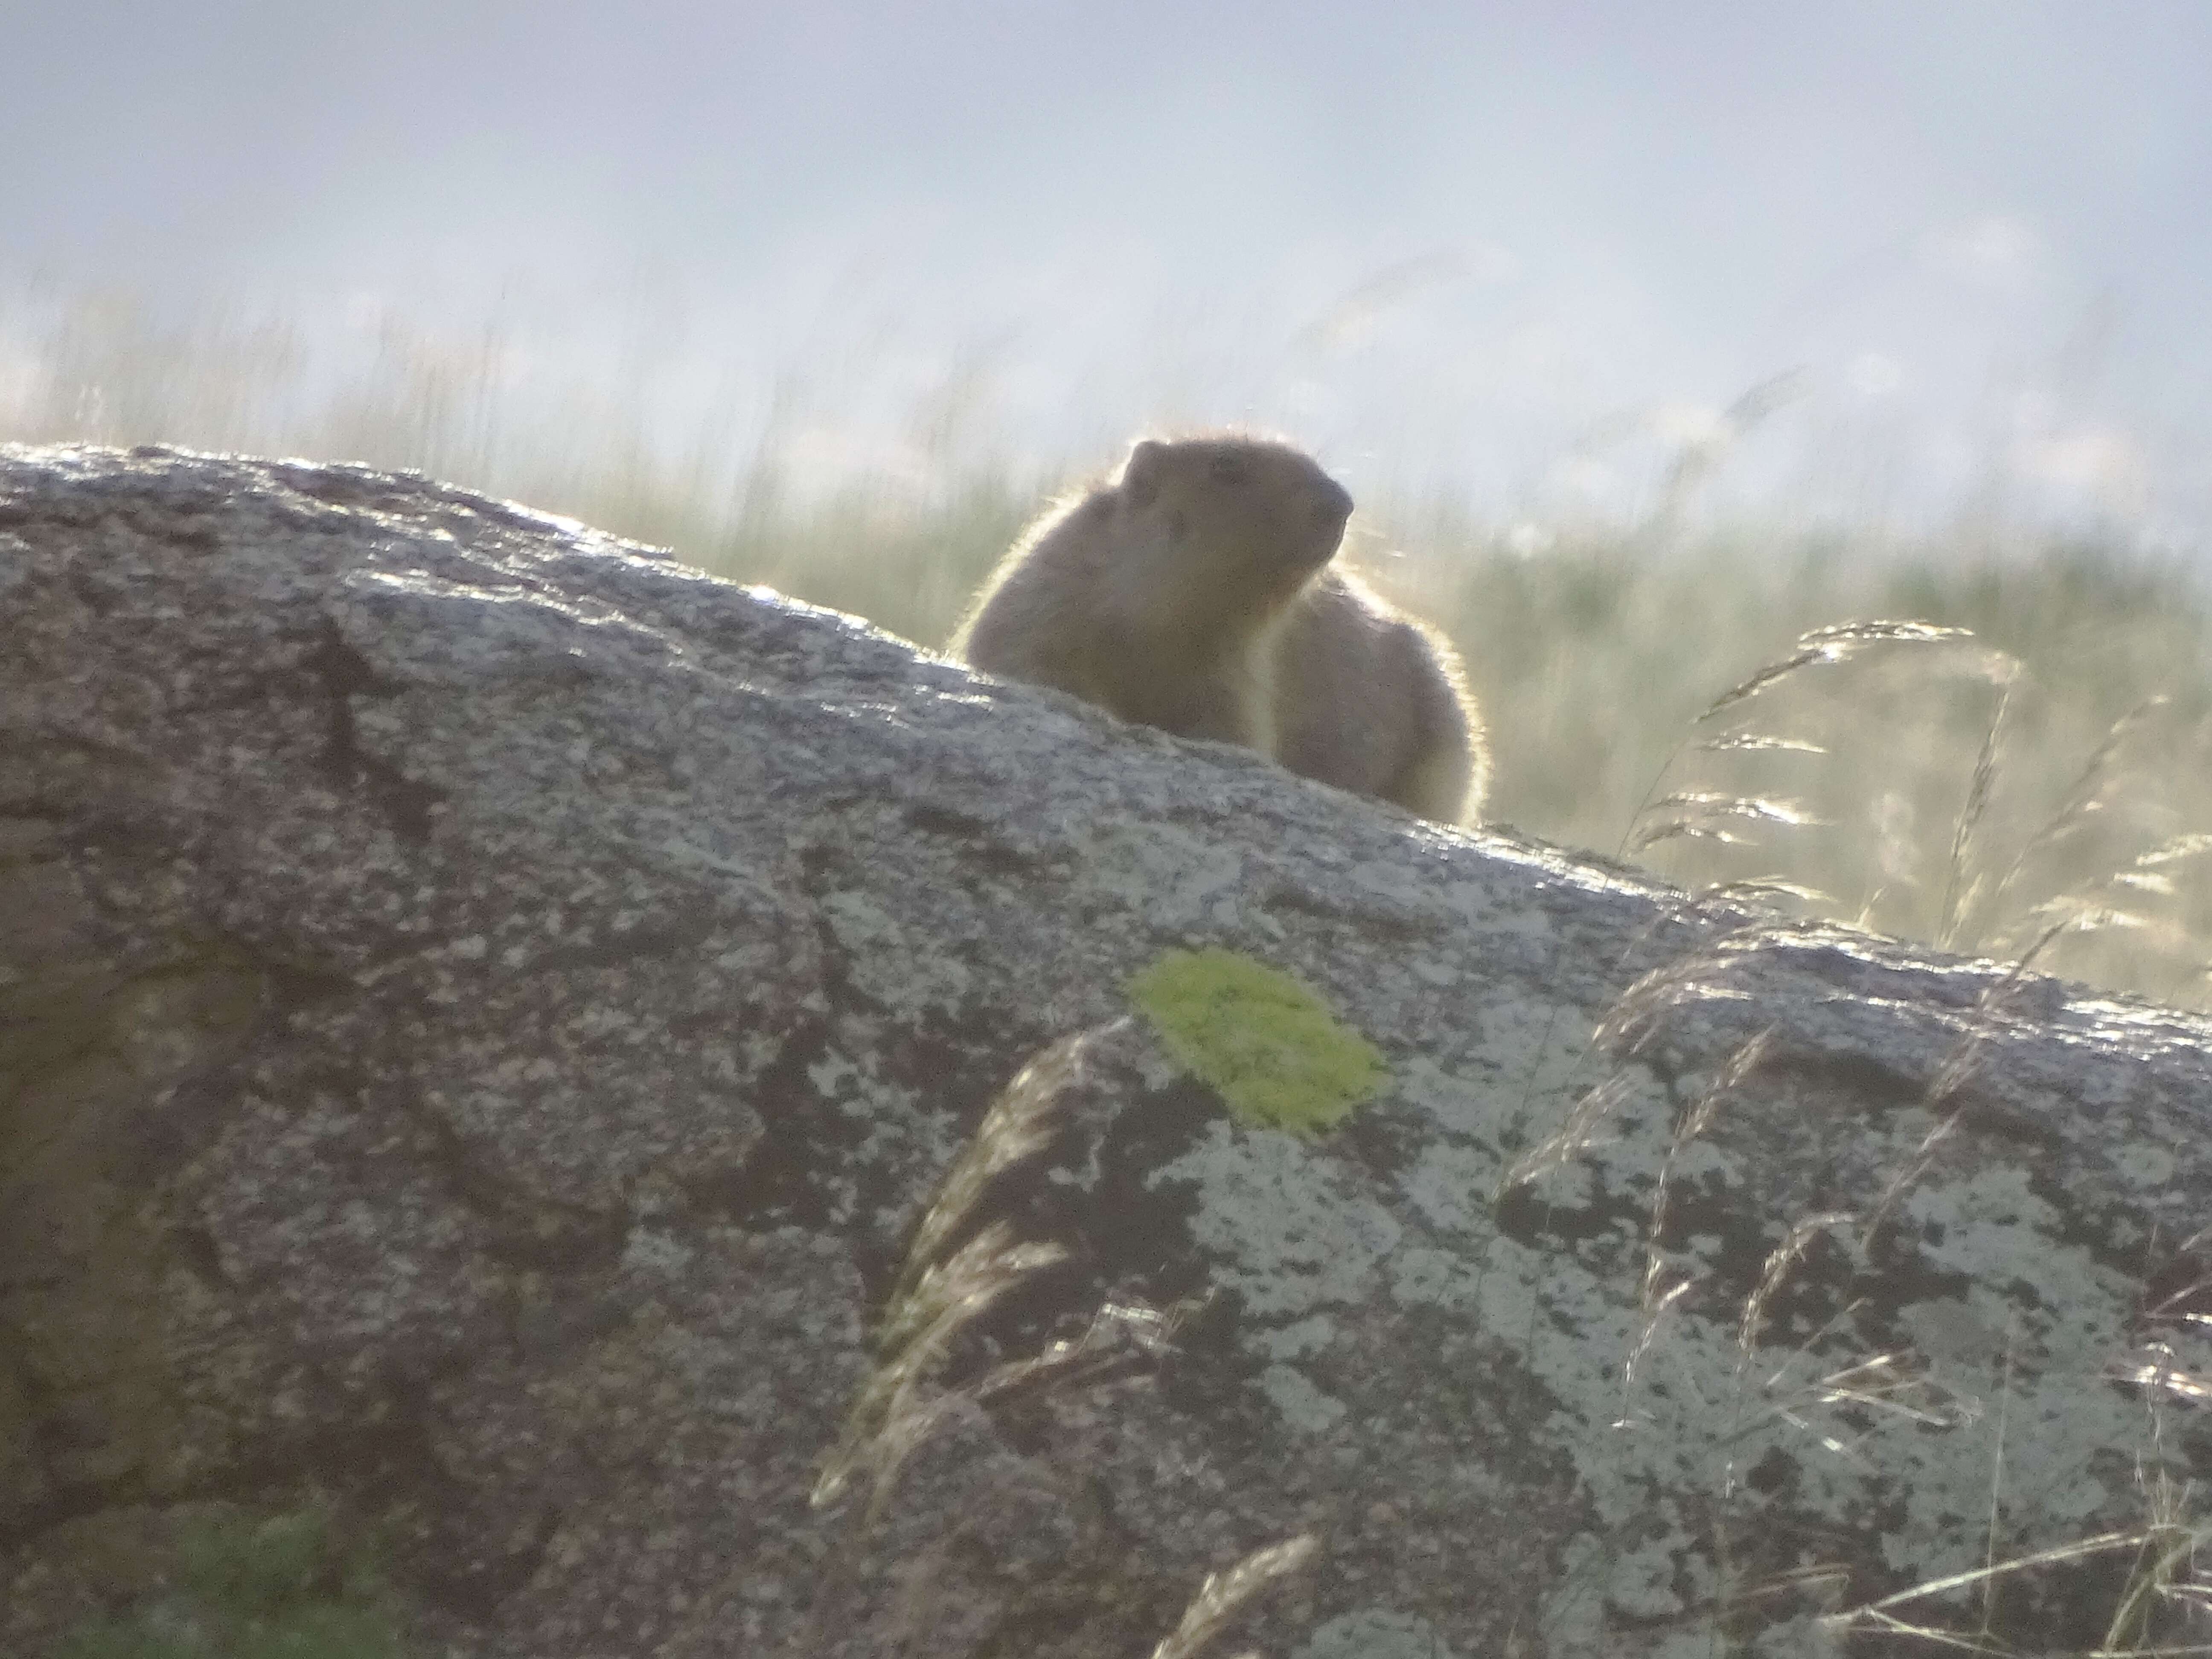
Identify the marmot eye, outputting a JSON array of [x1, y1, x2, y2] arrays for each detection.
[[1208, 455, 1248, 485]]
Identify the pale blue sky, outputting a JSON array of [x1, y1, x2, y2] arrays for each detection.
[[6, 1, 2209, 541]]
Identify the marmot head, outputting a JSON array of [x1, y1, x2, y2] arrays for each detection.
[[1116, 435, 1354, 608]]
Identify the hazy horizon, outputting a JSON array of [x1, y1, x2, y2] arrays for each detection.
[[6, 1, 2209, 548]]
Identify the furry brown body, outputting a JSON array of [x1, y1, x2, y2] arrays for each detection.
[[952, 435, 1486, 823]]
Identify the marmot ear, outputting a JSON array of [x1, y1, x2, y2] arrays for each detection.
[[1121, 439, 1164, 509]]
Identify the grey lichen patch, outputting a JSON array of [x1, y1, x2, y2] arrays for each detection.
[[1296, 1607, 1466, 1659], [1496, 1092, 2173, 1645], [1159, 1123, 1404, 1320], [1151, 1117, 1403, 1436], [1258, 1314, 1340, 1360], [822, 887, 974, 1010], [1129, 947, 1386, 1137], [1387, 1246, 1480, 1311], [1079, 821, 1253, 927], [2110, 1139, 2177, 1187], [1260, 1362, 1349, 1435]]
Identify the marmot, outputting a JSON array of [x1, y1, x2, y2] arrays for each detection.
[[952, 434, 1486, 823]]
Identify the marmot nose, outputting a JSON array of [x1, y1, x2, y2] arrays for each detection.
[[1312, 478, 1353, 532]]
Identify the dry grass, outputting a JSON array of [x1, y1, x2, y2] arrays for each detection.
[[6, 281, 2212, 1011], [1508, 902, 2212, 1651], [1495, 614, 2212, 1649]]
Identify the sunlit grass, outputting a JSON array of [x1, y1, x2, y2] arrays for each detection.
[[6, 281, 2209, 1006]]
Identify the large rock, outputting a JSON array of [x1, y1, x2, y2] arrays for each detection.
[[4, 443, 2210, 1659]]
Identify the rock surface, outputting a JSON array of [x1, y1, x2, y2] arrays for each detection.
[[5, 442, 2212, 1658]]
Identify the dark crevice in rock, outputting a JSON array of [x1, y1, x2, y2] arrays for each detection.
[[168, 1221, 230, 1290], [0, 796, 81, 832], [297, 620, 445, 844], [882, 1014, 1034, 1124], [1652, 1164, 1839, 1301], [1953, 1087, 2069, 1152], [112, 510, 221, 551], [1260, 882, 1439, 942], [1153, 1290, 1271, 1464], [701, 837, 940, 1278], [2129, 1234, 2212, 1338], [1071, 1078, 1215, 1300], [1766, 1042, 2011, 1129], [679, 1031, 844, 1235], [64, 562, 123, 618], [1707, 1219, 1858, 1336], [140, 616, 447, 844], [902, 802, 996, 842], [903, 802, 1059, 877], [795, 842, 862, 1005], [942, 1066, 1220, 1375], [1333, 1099, 1427, 1187], [1493, 1175, 1647, 1248]]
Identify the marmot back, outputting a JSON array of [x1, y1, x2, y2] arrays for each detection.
[[952, 434, 1486, 824]]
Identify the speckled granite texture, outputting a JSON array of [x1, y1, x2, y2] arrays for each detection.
[[6, 444, 2211, 1658]]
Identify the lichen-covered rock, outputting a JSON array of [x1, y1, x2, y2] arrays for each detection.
[[5, 443, 2212, 1658]]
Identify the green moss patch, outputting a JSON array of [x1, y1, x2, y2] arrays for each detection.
[[1128, 948, 1387, 1136], [56, 1505, 402, 1659]]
